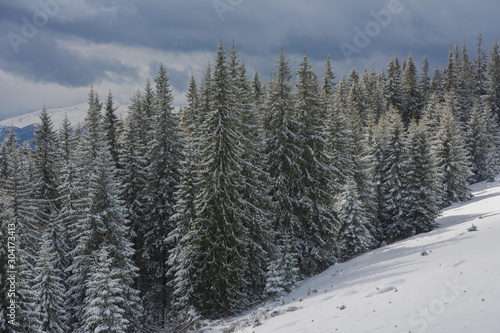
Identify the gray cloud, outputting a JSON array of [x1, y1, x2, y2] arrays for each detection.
[[1, 0, 500, 120]]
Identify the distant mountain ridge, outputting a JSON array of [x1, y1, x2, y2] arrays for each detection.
[[0, 103, 128, 144]]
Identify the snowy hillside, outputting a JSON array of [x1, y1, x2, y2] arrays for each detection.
[[206, 178, 500, 333], [0, 102, 128, 129], [0, 102, 128, 144]]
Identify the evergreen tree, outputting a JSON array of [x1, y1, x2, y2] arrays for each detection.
[[141, 64, 182, 324], [67, 146, 142, 333], [482, 103, 500, 180], [368, 113, 389, 243], [400, 53, 421, 126], [466, 102, 500, 182], [336, 175, 375, 261], [322, 54, 336, 99], [55, 118, 84, 258], [103, 90, 121, 169], [474, 34, 489, 99], [419, 56, 431, 110], [385, 56, 402, 110], [430, 67, 445, 102], [444, 46, 459, 94], [404, 120, 441, 234], [380, 109, 412, 241], [434, 103, 473, 206], [228, 44, 272, 298], [251, 69, 269, 134], [467, 102, 491, 182], [119, 90, 150, 317], [457, 42, 475, 122], [66, 87, 142, 332], [81, 245, 129, 333], [172, 42, 249, 319], [167, 75, 200, 297], [32, 106, 59, 214], [487, 41, 500, 123], [33, 231, 69, 333], [294, 54, 338, 274], [264, 49, 301, 292], [264, 233, 299, 299]]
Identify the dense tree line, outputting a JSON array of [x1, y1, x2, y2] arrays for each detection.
[[1, 36, 500, 332]]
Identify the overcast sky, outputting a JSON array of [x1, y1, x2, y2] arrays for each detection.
[[1, 0, 499, 121]]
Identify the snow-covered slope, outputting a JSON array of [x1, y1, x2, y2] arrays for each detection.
[[0, 103, 129, 144], [0, 102, 128, 130], [207, 178, 500, 333]]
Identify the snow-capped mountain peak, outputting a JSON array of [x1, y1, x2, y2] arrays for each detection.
[[0, 102, 128, 130]]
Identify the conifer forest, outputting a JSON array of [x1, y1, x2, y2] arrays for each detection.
[[1, 35, 500, 332]]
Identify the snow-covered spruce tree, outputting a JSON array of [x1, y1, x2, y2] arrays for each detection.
[[81, 245, 129, 333], [419, 56, 431, 110], [32, 106, 60, 216], [103, 90, 122, 169], [119, 90, 149, 272], [368, 113, 389, 243], [264, 232, 299, 299], [55, 118, 85, 260], [322, 54, 336, 99], [141, 64, 182, 324], [381, 108, 412, 242], [444, 46, 459, 95], [251, 69, 269, 135], [33, 109, 71, 289], [67, 146, 142, 333], [172, 41, 250, 319], [434, 101, 473, 206], [33, 231, 69, 333], [467, 102, 492, 183], [66, 86, 142, 332], [228, 42, 272, 298], [487, 41, 500, 123], [336, 175, 375, 261], [467, 102, 500, 182], [3, 142, 42, 332], [456, 42, 475, 123], [264, 49, 301, 295], [327, 74, 352, 191], [345, 70, 378, 242], [169, 70, 214, 323], [65, 85, 103, 331], [167, 76, 201, 307], [294, 54, 338, 275], [385, 56, 403, 111], [430, 67, 445, 103], [482, 103, 500, 180], [474, 34, 489, 100], [400, 53, 421, 126], [404, 120, 441, 234], [366, 72, 387, 123]]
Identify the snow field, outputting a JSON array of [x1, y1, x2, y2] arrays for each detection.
[[208, 177, 500, 333]]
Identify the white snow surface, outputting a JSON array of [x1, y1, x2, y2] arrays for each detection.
[[0, 102, 128, 129], [206, 177, 500, 333]]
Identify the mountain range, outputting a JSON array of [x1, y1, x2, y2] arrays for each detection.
[[0, 103, 128, 144]]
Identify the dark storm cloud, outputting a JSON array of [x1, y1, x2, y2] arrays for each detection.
[[0, 1, 139, 87], [1, 0, 500, 119]]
